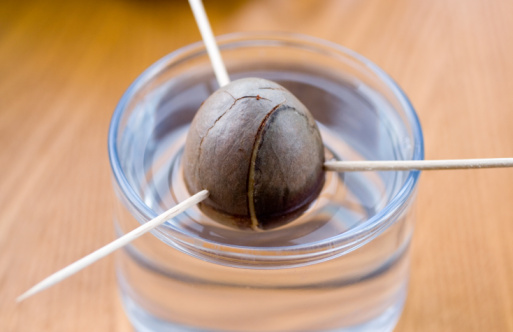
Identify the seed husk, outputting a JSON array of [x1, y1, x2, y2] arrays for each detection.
[[183, 77, 325, 230]]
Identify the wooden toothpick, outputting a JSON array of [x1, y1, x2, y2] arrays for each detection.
[[17, 190, 209, 303], [188, 0, 231, 87], [324, 158, 513, 172]]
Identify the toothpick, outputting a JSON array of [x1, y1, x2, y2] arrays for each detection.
[[17, 190, 209, 302], [324, 158, 513, 172], [188, 0, 230, 87]]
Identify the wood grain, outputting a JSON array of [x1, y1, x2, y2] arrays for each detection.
[[1, 0, 512, 331]]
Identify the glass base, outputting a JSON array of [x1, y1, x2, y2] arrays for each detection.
[[120, 285, 406, 332]]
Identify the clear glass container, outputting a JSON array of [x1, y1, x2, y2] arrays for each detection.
[[108, 32, 424, 332]]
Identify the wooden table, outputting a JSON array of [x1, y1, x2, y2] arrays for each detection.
[[2, 0, 512, 331]]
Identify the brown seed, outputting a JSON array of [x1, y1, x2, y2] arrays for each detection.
[[183, 78, 325, 230]]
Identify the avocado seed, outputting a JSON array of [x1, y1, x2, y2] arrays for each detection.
[[183, 77, 325, 230]]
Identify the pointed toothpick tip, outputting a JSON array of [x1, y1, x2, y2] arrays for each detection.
[[15, 190, 209, 302], [16, 289, 34, 303]]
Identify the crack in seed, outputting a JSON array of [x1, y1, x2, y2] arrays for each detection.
[[247, 101, 285, 230], [197, 94, 273, 192], [228, 95, 271, 110], [259, 86, 286, 91], [223, 90, 236, 100], [199, 95, 273, 153]]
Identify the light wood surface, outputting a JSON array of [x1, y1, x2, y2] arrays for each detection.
[[2, 0, 513, 331]]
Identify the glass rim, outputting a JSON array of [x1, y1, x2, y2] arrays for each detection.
[[108, 31, 424, 263]]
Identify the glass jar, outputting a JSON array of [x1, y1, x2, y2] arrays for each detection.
[[108, 32, 423, 332]]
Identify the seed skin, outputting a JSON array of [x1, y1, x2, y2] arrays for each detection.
[[183, 77, 325, 230]]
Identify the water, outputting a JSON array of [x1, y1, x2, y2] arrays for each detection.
[[113, 69, 415, 331]]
